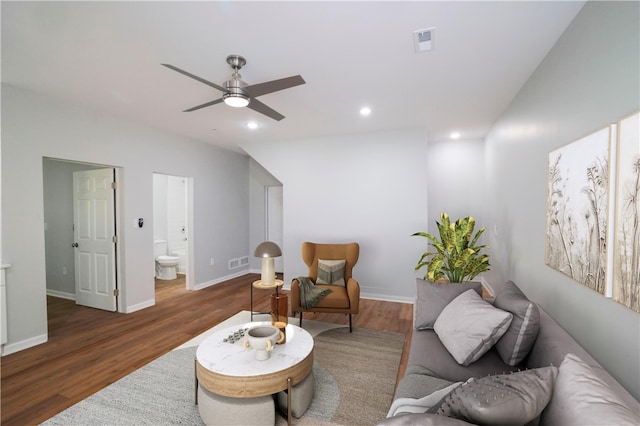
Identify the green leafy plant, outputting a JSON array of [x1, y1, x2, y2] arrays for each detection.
[[412, 213, 490, 282]]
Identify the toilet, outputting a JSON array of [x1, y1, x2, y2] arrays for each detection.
[[154, 240, 180, 280]]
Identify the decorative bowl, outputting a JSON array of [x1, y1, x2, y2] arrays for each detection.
[[243, 325, 281, 360]]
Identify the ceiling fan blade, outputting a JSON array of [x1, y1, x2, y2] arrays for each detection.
[[161, 63, 227, 93], [183, 98, 224, 112], [244, 75, 305, 97], [247, 98, 285, 121]]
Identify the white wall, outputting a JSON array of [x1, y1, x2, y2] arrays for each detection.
[[426, 138, 487, 247], [249, 159, 282, 272], [484, 1, 640, 399], [152, 173, 169, 242], [243, 129, 429, 301], [1, 84, 250, 353]]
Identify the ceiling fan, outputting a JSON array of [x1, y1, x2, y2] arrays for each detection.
[[162, 55, 305, 121]]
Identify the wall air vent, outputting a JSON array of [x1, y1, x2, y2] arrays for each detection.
[[413, 28, 435, 53]]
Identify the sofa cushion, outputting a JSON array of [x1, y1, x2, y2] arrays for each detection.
[[316, 259, 346, 285], [377, 412, 476, 426], [434, 290, 513, 366], [407, 330, 519, 383], [387, 381, 462, 418], [541, 353, 639, 425], [413, 279, 483, 330], [393, 365, 457, 400], [437, 366, 558, 426], [493, 280, 540, 366]]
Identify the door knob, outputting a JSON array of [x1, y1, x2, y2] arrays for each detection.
[[72, 242, 79, 248]]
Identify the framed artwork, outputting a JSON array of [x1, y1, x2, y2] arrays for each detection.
[[613, 110, 640, 312], [546, 126, 614, 295]]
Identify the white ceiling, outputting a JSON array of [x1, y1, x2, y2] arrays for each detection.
[[1, 1, 585, 154]]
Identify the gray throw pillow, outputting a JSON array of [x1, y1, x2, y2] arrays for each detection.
[[437, 366, 558, 426], [316, 259, 346, 285], [541, 353, 639, 425], [413, 279, 483, 330], [434, 290, 513, 366], [493, 280, 540, 366]]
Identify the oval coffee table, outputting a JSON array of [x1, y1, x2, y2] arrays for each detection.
[[196, 321, 314, 425]]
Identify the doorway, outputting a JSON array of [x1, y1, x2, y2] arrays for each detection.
[[266, 185, 284, 274], [43, 158, 122, 313], [152, 173, 194, 292]]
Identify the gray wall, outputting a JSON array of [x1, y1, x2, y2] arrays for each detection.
[[484, 1, 640, 399], [2, 84, 250, 353], [243, 129, 429, 301], [426, 138, 487, 281]]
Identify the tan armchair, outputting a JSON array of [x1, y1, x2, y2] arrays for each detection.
[[291, 242, 360, 332]]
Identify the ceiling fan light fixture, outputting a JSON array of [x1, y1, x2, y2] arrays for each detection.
[[223, 92, 250, 108]]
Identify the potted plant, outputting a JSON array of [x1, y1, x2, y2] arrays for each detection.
[[412, 212, 490, 282]]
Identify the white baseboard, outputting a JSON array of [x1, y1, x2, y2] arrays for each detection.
[[125, 299, 155, 313], [479, 276, 494, 297], [194, 269, 251, 291], [361, 293, 414, 304], [282, 282, 414, 304], [46, 289, 76, 300], [1, 333, 47, 356]]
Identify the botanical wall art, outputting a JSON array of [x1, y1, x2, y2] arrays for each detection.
[[613, 111, 640, 313], [546, 126, 613, 295]]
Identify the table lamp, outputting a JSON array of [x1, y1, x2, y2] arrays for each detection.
[[254, 241, 287, 343], [254, 241, 282, 286]]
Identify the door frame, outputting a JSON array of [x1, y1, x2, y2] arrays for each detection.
[[265, 185, 284, 273], [152, 173, 195, 291], [43, 158, 124, 313]]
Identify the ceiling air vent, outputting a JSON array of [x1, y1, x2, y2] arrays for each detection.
[[413, 28, 435, 53]]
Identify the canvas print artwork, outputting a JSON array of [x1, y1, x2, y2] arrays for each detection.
[[613, 111, 640, 312], [546, 127, 613, 295]]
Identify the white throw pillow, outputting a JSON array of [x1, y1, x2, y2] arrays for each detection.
[[434, 290, 513, 366]]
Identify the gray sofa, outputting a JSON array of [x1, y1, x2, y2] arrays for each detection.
[[379, 280, 640, 426]]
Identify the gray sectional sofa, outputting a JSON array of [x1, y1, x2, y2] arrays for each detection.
[[379, 280, 640, 426]]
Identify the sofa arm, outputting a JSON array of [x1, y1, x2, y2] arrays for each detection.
[[346, 277, 360, 314], [290, 278, 302, 312]]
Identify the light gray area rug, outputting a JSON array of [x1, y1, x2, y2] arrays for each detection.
[[42, 312, 405, 426]]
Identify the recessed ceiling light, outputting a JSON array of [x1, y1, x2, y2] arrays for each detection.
[[360, 107, 371, 116], [246, 121, 259, 129], [450, 132, 461, 139]]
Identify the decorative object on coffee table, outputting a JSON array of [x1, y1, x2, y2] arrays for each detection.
[[243, 325, 283, 360], [271, 292, 288, 344], [412, 212, 490, 282]]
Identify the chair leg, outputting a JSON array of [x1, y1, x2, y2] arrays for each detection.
[[349, 314, 353, 332], [299, 312, 303, 327]]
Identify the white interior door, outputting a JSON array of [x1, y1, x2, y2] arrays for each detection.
[[267, 186, 284, 273], [73, 168, 117, 311]]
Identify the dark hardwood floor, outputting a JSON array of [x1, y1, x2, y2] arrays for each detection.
[[0, 273, 413, 426]]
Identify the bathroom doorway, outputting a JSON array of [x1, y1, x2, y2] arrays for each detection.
[[152, 173, 194, 293]]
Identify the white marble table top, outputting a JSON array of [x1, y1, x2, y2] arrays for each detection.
[[196, 321, 314, 377]]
